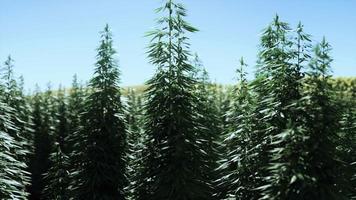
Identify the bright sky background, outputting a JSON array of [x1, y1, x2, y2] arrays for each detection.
[[1, 0, 355, 90]]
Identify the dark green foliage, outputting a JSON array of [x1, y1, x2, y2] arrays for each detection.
[[0, 103, 28, 199], [241, 15, 299, 200], [2, 57, 34, 163], [336, 78, 356, 198], [28, 86, 55, 200], [296, 38, 349, 199], [67, 75, 85, 140], [43, 87, 70, 200], [331, 77, 356, 199], [192, 54, 222, 197], [135, 1, 213, 199], [339, 100, 356, 199], [66, 75, 86, 196], [0, 56, 31, 199], [55, 88, 70, 154], [126, 88, 145, 198], [218, 58, 255, 199], [72, 24, 128, 200], [1, 7, 355, 200], [126, 88, 145, 161], [215, 85, 233, 132], [66, 77, 85, 157], [258, 22, 312, 200], [13, 76, 35, 159], [42, 144, 70, 200], [126, 88, 144, 136]]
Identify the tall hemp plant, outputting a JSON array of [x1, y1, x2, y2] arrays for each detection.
[[66, 74, 86, 195], [72, 24, 128, 200], [244, 15, 303, 199], [28, 85, 56, 200], [218, 57, 255, 199], [135, 1, 213, 199], [42, 87, 70, 200], [258, 22, 313, 200], [0, 56, 29, 199], [192, 54, 222, 197], [299, 38, 349, 199]]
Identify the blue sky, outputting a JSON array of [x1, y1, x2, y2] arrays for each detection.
[[1, 0, 355, 90]]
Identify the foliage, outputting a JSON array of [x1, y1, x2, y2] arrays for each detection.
[[70, 24, 128, 200], [42, 87, 70, 200], [134, 1, 213, 199], [0, 4, 355, 200]]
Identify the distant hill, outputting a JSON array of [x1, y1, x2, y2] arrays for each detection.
[[121, 76, 356, 95]]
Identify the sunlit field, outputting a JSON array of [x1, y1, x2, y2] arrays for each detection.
[[0, 0, 355, 199]]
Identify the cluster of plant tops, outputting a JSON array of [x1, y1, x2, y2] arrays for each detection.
[[0, 0, 355, 199]]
